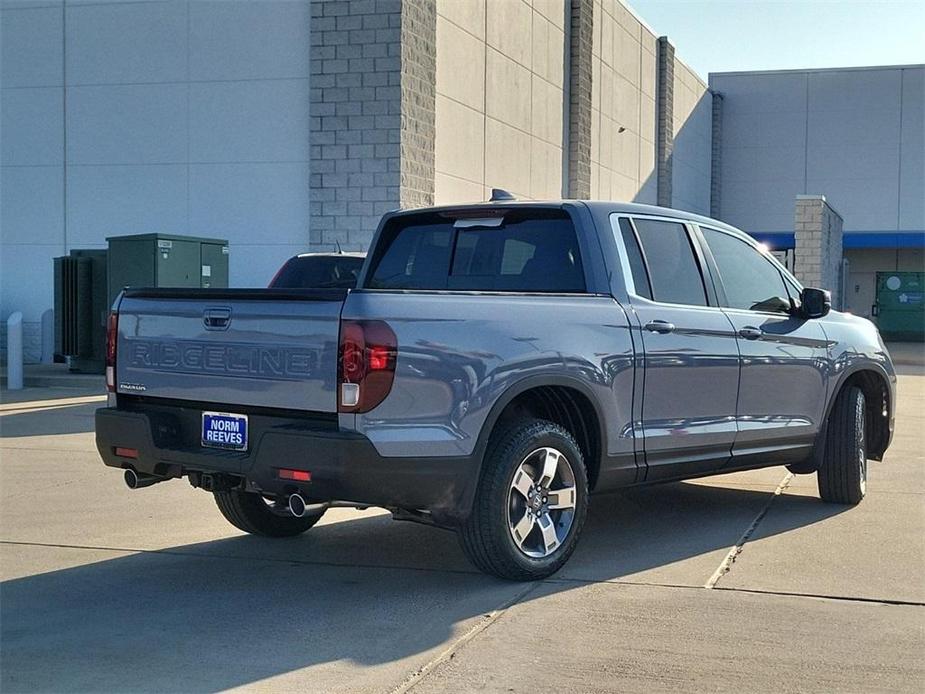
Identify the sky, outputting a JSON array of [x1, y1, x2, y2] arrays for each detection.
[[628, 0, 925, 78]]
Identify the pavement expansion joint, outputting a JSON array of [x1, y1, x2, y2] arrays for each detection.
[[713, 585, 925, 608], [704, 472, 794, 589], [389, 581, 541, 694]]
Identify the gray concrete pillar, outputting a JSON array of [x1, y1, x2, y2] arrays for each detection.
[[710, 91, 723, 218], [794, 195, 844, 308], [655, 36, 674, 208], [566, 0, 593, 199]]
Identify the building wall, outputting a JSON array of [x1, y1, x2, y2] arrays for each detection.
[[589, 0, 657, 204], [0, 0, 728, 363], [710, 65, 925, 235], [1, 0, 313, 353], [433, 0, 566, 204], [671, 57, 711, 214], [710, 65, 924, 322]]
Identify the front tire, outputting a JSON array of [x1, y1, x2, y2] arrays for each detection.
[[459, 419, 589, 581], [818, 386, 867, 505], [213, 489, 325, 537]]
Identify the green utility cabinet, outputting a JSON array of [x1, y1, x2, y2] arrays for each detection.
[[874, 272, 924, 342], [107, 233, 229, 306]]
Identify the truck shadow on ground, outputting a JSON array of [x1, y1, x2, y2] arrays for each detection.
[[1, 480, 849, 692]]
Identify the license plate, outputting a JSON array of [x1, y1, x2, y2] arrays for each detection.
[[201, 411, 248, 451]]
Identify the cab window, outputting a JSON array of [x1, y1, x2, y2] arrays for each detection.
[[630, 219, 708, 306], [701, 228, 791, 313]]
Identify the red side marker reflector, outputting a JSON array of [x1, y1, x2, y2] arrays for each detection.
[[114, 447, 139, 459], [278, 469, 311, 482]]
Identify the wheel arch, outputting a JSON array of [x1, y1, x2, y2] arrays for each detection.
[[472, 376, 606, 492], [818, 364, 893, 465]]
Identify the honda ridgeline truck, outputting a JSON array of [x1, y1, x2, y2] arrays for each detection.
[[96, 197, 896, 580]]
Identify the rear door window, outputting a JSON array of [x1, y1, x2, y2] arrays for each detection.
[[367, 211, 586, 293], [630, 218, 707, 306]]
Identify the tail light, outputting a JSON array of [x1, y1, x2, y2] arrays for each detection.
[[106, 311, 118, 392], [338, 320, 397, 413]]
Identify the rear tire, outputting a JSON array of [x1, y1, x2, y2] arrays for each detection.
[[817, 386, 867, 505], [214, 490, 325, 537], [458, 419, 589, 581]]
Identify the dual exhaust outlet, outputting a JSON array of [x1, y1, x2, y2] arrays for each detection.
[[123, 471, 331, 519]]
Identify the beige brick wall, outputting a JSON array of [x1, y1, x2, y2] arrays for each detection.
[[433, 0, 566, 203]]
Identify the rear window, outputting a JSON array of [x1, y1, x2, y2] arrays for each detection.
[[270, 255, 364, 289], [367, 210, 586, 293]]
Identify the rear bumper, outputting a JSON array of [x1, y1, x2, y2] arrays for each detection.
[[95, 406, 479, 525]]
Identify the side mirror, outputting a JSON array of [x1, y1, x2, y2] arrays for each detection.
[[800, 287, 831, 319]]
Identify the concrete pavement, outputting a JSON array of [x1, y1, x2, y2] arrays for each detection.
[[1, 370, 923, 692]]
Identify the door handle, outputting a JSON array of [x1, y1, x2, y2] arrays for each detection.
[[203, 308, 231, 331], [738, 326, 762, 340], [644, 320, 675, 334]]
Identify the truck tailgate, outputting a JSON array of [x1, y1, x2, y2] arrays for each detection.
[[114, 288, 344, 412]]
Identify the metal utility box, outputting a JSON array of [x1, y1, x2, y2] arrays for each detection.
[[874, 272, 924, 342], [54, 249, 109, 373], [107, 233, 229, 306]]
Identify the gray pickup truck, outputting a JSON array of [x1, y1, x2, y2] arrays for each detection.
[[96, 198, 896, 580]]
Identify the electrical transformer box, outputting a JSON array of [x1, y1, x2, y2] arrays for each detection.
[[107, 233, 229, 306]]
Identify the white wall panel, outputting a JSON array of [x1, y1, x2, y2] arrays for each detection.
[[0, 244, 60, 322], [1, 0, 314, 335], [0, 5, 62, 88], [189, 0, 311, 81], [189, 163, 311, 248], [65, 0, 188, 84], [899, 68, 925, 230], [0, 166, 64, 245], [1, 87, 63, 166], [65, 164, 189, 244], [189, 79, 311, 163], [711, 66, 923, 236], [66, 84, 187, 165]]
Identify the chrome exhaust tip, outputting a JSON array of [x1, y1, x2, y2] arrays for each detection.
[[123, 468, 164, 490], [288, 493, 307, 518]]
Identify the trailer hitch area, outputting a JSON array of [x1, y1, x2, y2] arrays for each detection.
[[188, 471, 242, 493]]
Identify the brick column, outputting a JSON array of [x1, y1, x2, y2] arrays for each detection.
[[398, 0, 436, 209], [566, 0, 593, 199], [794, 195, 844, 308], [655, 36, 674, 208], [309, 0, 435, 252], [709, 90, 723, 218]]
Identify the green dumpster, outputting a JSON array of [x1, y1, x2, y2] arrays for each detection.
[[874, 272, 925, 342]]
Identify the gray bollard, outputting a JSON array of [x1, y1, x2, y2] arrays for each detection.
[[6, 312, 24, 390], [41, 308, 54, 364]]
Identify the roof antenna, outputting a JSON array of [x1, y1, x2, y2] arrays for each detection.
[[489, 188, 516, 202], [335, 241, 343, 254]]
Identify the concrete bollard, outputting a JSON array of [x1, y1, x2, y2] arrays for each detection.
[[41, 308, 55, 364], [6, 311, 24, 390]]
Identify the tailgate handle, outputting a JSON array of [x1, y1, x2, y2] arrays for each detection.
[[203, 308, 231, 331]]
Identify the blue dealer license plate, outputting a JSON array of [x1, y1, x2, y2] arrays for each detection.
[[201, 411, 248, 451]]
